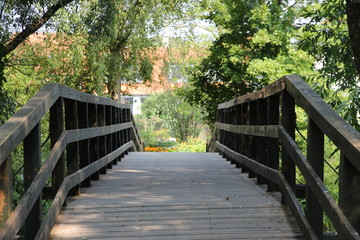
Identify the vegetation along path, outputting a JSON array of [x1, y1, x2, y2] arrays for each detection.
[[50, 152, 303, 239]]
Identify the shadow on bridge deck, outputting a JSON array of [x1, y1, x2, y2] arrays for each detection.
[[50, 152, 303, 240]]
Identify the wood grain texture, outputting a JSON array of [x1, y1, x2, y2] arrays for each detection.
[[50, 152, 303, 240], [283, 75, 360, 171]]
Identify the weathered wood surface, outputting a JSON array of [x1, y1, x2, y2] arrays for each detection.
[[50, 152, 303, 239]]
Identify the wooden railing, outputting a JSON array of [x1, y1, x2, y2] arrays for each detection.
[[0, 84, 143, 240], [208, 75, 360, 240]]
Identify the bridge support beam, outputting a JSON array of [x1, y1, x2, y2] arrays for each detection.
[[24, 123, 42, 240]]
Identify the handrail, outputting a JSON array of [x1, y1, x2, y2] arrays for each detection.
[[0, 84, 143, 239], [208, 75, 360, 240]]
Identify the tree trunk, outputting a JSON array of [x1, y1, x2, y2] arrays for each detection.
[[346, 0, 360, 74]]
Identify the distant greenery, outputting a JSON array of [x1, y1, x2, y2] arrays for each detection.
[[138, 91, 204, 142], [144, 138, 206, 153], [170, 138, 206, 152]]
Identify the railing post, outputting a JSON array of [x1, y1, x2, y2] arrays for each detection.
[[122, 109, 129, 154], [118, 108, 125, 159], [111, 106, 118, 164], [248, 101, 257, 178], [267, 94, 279, 192], [120, 108, 126, 155], [65, 99, 80, 196], [224, 109, 230, 161], [97, 105, 107, 174], [256, 99, 267, 184], [241, 103, 249, 173], [105, 105, 113, 168], [235, 104, 242, 168], [306, 118, 324, 238], [125, 109, 130, 141], [77, 102, 91, 187], [88, 104, 100, 180], [281, 90, 296, 190], [339, 154, 360, 233], [24, 123, 42, 240], [0, 157, 12, 229], [50, 98, 65, 193]]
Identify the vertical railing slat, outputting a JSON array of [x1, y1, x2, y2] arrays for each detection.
[[88, 103, 100, 180], [105, 105, 113, 169], [241, 103, 249, 173], [50, 98, 65, 194], [78, 102, 91, 187], [267, 94, 280, 192], [248, 101, 257, 178], [339, 154, 360, 234], [24, 123, 42, 240], [281, 90, 296, 190], [234, 105, 242, 168], [306, 118, 324, 238], [65, 99, 80, 196], [256, 99, 267, 185]]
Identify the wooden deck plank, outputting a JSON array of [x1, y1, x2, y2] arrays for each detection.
[[50, 152, 303, 239]]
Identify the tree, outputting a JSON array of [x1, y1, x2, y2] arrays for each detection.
[[299, 0, 360, 130], [0, 0, 75, 123], [2, 0, 195, 123], [140, 91, 203, 142], [184, 0, 314, 125]]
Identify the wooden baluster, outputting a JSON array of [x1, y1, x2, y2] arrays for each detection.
[[97, 104, 107, 174], [50, 98, 65, 194], [122, 109, 129, 154], [0, 157, 12, 229], [111, 106, 118, 164], [241, 103, 249, 173], [105, 105, 112, 169], [224, 109, 230, 161], [65, 99, 80, 196], [306, 118, 324, 239], [339, 154, 360, 234], [120, 108, 126, 156], [248, 101, 257, 178], [127, 109, 133, 149], [256, 99, 267, 184], [234, 104, 242, 168], [24, 123, 42, 240], [230, 106, 237, 154], [88, 104, 100, 180], [77, 102, 91, 187], [118, 108, 125, 159], [267, 94, 279, 192], [221, 109, 227, 158], [281, 90, 296, 190]]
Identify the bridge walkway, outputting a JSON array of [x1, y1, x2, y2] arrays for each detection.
[[50, 152, 303, 240]]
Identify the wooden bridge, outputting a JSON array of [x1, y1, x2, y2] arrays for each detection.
[[0, 75, 359, 240]]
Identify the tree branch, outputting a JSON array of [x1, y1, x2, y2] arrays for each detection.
[[0, 0, 74, 59]]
